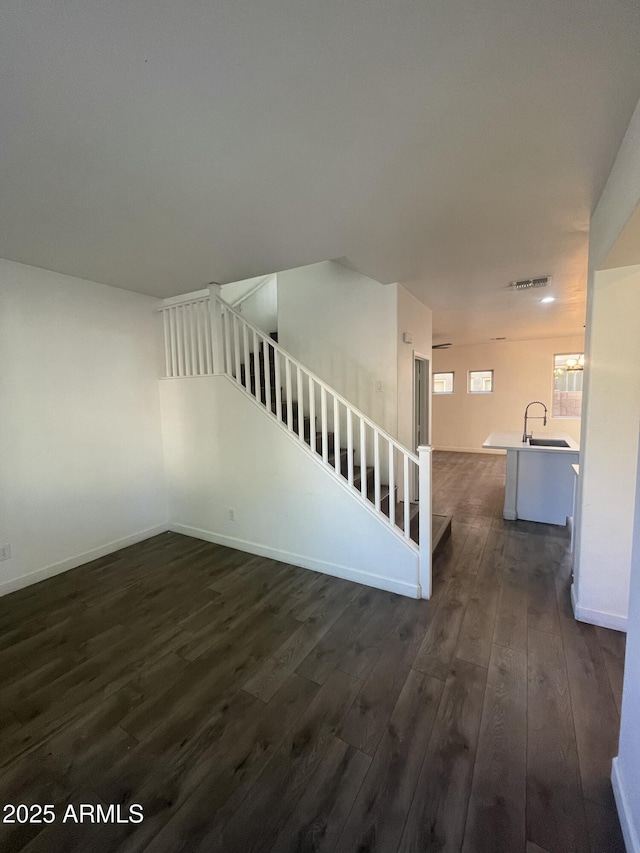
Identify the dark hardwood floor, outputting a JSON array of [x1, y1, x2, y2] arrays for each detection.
[[0, 452, 626, 852]]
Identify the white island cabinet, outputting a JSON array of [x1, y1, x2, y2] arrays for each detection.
[[483, 431, 580, 525]]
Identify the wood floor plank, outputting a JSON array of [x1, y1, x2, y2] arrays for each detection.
[[278, 571, 331, 621], [194, 669, 362, 853], [462, 644, 527, 853], [109, 674, 320, 853], [9, 622, 191, 725], [0, 749, 78, 852], [595, 626, 626, 715], [456, 536, 504, 668], [270, 739, 371, 853], [335, 668, 443, 853], [334, 590, 408, 680], [0, 645, 192, 775], [287, 572, 340, 622], [527, 627, 590, 853], [120, 608, 297, 743], [174, 563, 296, 660], [0, 655, 82, 711], [584, 797, 627, 853], [294, 587, 392, 684], [493, 560, 528, 652], [0, 705, 21, 739], [452, 523, 491, 575], [338, 597, 432, 756], [243, 582, 359, 702], [400, 659, 487, 852], [558, 606, 621, 809], [527, 561, 561, 636], [413, 572, 473, 681]]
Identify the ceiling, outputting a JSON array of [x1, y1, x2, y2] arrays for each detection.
[[1, 0, 639, 344]]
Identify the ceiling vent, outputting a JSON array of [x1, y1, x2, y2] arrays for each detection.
[[511, 276, 551, 290]]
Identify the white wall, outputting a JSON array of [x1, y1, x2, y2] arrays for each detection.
[[431, 336, 585, 452], [574, 264, 640, 630], [0, 259, 167, 596], [574, 93, 640, 635], [613, 424, 640, 852], [221, 274, 277, 334], [277, 261, 398, 436], [160, 376, 420, 597], [574, 93, 640, 851], [397, 286, 432, 452]]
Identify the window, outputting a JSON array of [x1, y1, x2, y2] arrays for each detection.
[[433, 372, 454, 394], [553, 353, 583, 418], [468, 370, 493, 393]]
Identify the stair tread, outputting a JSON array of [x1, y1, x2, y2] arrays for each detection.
[[391, 503, 452, 550]]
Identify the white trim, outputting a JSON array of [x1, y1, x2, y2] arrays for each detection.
[[413, 348, 431, 361], [612, 756, 640, 853], [0, 524, 169, 599], [571, 585, 628, 632], [434, 446, 506, 455], [418, 445, 432, 599], [168, 523, 421, 599], [159, 374, 215, 381]]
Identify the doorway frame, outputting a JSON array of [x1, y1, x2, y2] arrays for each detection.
[[412, 350, 431, 500]]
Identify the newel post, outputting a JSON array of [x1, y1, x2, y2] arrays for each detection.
[[418, 445, 432, 599], [208, 284, 225, 375]]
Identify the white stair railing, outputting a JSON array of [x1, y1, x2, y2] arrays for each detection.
[[158, 288, 433, 594], [160, 294, 214, 377]]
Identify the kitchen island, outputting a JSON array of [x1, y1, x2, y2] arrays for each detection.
[[483, 431, 580, 525]]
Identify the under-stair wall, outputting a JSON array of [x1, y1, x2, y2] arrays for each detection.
[[160, 376, 421, 597]]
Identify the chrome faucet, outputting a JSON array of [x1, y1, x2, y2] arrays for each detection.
[[523, 401, 548, 442]]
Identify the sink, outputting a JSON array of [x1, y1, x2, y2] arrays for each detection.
[[528, 438, 570, 448]]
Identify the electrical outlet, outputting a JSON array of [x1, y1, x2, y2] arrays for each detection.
[[0, 544, 11, 561], [227, 508, 235, 522]]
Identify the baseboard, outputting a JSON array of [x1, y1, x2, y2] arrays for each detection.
[[434, 446, 506, 455], [169, 523, 421, 599], [612, 757, 640, 853], [571, 585, 628, 632], [0, 524, 169, 599]]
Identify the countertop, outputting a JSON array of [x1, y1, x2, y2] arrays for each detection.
[[483, 431, 580, 453]]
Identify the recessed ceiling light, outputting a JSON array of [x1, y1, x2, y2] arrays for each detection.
[[541, 296, 555, 303]]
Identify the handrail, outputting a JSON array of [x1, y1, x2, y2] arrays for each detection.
[[159, 289, 209, 308], [157, 277, 273, 312], [211, 293, 418, 465]]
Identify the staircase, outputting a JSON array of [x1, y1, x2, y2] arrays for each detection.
[[240, 334, 451, 556], [159, 287, 451, 597]]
